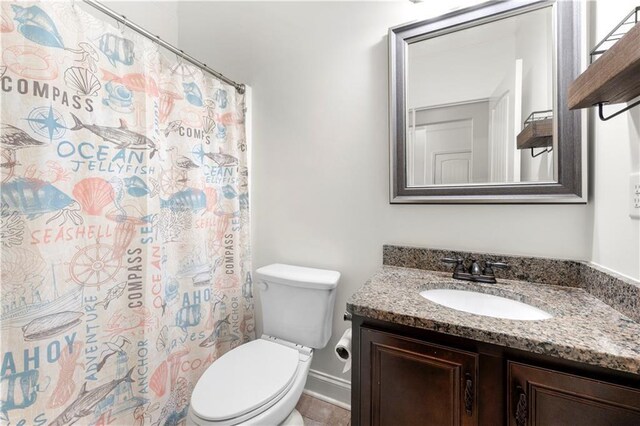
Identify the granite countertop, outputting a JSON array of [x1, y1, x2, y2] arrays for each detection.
[[347, 265, 640, 375]]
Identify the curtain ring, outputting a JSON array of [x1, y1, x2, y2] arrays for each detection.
[[117, 15, 127, 34], [171, 50, 185, 76]]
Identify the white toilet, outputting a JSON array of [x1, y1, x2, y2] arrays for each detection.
[[188, 263, 340, 426]]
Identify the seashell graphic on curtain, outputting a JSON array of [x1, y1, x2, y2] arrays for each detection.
[[0, 1, 255, 425]]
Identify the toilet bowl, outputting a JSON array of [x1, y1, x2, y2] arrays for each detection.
[[188, 264, 340, 426]]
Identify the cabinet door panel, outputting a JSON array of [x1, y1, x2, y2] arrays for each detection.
[[360, 327, 478, 426], [508, 361, 640, 426]]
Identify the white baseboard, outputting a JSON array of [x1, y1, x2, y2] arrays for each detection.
[[303, 369, 351, 410]]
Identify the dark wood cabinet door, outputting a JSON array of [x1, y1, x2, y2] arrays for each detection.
[[508, 361, 640, 426], [360, 327, 478, 426]]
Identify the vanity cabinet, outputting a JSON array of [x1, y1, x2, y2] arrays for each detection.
[[360, 328, 478, 426], [508, 362, 640, 426], [352, 320, 640, 426]]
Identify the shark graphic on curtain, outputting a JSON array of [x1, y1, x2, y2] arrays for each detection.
[[0, 1, 254, 425]]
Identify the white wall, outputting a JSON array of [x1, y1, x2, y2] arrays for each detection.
[[408, 36, 515, 108], [177, 1, 593, 400], [91, 0, 179, 46], [589, 0, 640, 280]]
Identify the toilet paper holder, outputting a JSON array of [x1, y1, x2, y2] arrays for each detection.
[[343, 311, 352, 321]]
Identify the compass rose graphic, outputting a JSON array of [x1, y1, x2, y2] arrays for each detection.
[[192, 143, 206, 165], [25, 105, 67, 141]]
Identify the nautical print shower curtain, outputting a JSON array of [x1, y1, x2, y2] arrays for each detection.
[[0, 1, 254, 424]]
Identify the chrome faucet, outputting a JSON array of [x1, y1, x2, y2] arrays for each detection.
[[442, 258, 509, 284]]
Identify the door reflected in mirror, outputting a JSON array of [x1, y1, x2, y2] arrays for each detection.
[[406, 6, 555, 187]]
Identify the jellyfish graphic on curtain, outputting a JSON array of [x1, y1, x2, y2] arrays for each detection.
[[0, 1, 254, 425]]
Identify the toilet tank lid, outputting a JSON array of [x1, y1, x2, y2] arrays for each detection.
[[255, 264, 340, 290]]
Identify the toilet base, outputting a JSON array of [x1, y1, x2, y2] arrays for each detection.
[[280, 409, 304, 426]]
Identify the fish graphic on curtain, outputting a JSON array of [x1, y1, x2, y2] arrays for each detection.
[[0, 1, 254, 425]]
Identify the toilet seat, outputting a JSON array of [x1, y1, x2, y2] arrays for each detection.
[[190, 339, 302, 424]]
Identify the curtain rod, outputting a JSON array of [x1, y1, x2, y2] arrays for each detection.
[[82, 0, 245, 94]]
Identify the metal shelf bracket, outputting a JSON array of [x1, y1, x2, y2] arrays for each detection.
[[597, 99, 640, 121], [531, 146, 553, 158]]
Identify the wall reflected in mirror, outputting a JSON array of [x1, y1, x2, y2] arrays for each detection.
[[406, 6, 555, 187]]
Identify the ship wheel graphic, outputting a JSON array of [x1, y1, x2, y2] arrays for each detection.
[[67, 239, 122, 289], [159, 167, 187, 196]]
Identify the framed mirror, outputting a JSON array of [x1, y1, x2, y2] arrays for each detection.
[[389, 0, 586, 203]]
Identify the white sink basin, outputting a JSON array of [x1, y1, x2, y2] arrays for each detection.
[[420, 288, 553, 321]]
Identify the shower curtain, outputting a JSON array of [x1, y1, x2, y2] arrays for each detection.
[[0, 1, 254, 425]]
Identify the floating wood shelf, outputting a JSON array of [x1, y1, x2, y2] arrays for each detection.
[[517, 117, 553, 150], [568, 12, 640, 110]]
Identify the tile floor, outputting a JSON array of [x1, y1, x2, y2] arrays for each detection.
[[296, 393, 351, 426]]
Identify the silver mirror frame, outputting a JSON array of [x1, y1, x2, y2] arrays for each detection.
[[389, 0, 587, 204]]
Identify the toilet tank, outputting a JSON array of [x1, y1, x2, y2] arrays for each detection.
[[254, 264, 339, 349]]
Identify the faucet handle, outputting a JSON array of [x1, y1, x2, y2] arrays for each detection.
[[483, 261, 509, 276], [442, 257, 465, 274]]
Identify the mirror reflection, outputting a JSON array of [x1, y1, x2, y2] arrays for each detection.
[[406, 7, 555, 187]]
